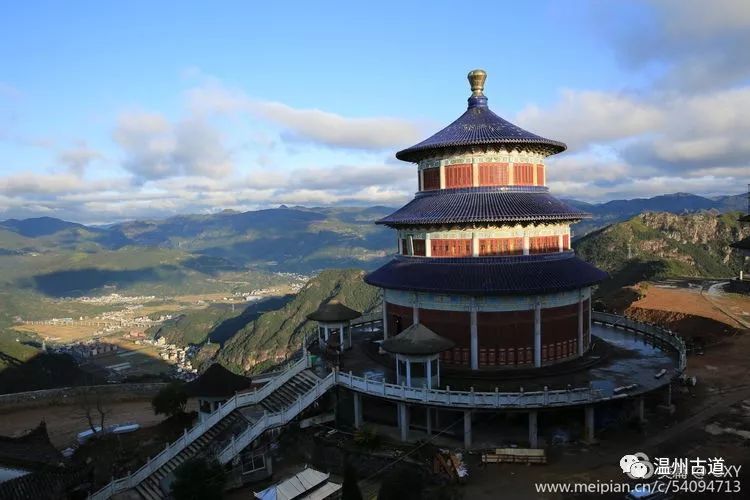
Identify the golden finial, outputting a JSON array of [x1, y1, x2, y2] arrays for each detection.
[[467, 69, 487, 97]]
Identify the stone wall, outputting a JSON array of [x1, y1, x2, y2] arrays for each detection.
[[0, 382, 168, 409]]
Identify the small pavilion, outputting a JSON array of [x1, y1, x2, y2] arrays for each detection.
[[306, 300, 362, 352], [381, 323, 455, 389], [185, 363, 253, 421]]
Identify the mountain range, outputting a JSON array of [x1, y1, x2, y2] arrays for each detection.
[[1, 192, 746, 273]]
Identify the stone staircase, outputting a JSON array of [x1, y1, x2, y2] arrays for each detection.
[[260, 370, 321, 412], [133, 410, 248, 500], [132, 370, 322, 500]]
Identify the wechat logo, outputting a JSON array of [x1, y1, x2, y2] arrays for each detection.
[[620, 452, 655, 479]]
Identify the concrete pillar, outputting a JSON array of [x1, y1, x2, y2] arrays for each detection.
[[636, 397, 645, 423], [578, 292, 584, 356], [439, 164, 446, 189], [353, 392, 363, 429], [470, 303, 479, 370], [382, 305, 388, 340], [419, 169, 424, 191], [529, 410, 538, 448], [471, 232, 479, 257], [584, 406, 595, 443], [426, 359, 432, 388], [425, 234, 431, 257], [398, 403, 409, 442], [396, 357, 401, 385], [324, 326, 329, 342], [534, 301, 542, 367], [426, 408, 432, 435], [407, 235, 414, 256], [406, 360, 412, 387], [397, 235, 403, 255], [463, 410, 472, 449]]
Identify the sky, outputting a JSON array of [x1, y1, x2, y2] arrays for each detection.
[[1, 0, 749, 223]]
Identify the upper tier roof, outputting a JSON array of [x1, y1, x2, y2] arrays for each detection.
[[396, 69, 566, 162], [377, 187, 589, 226]]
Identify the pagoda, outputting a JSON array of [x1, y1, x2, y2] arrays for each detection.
[[366, 69, 608, 371]]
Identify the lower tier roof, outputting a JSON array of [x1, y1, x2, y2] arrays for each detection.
[[365, 252, 608, 295], [376, 187, 589, 226]]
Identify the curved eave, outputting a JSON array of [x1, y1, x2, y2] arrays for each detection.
[[395, 105, 566, 163], [364, 253, 608, 295], [376, 188, 591, 226]]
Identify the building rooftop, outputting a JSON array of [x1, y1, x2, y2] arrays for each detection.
[[376, 187, 589, 226], [365, 253, 608, 295], [255, 467, 340, 500], [307, 300, 362, 323], [382, 323, 455, 355], [396, 70, 566, 163]]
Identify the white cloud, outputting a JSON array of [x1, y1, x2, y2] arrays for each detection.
[[57, 143, 102, 174], [516, 90, 663, 150], [186, 82, 423, 151], [113, 111, 232, 180]]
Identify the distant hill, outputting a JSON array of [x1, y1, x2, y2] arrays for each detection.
[[110, 206, 394, 272], [574, 211, 749, 296], [217, 268, 380, 373], [568, 192, 747, 238], [148, 295, 294, 347]]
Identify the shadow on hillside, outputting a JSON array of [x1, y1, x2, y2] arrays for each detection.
[[27, 265, 182, 297], [197, 229, 393, 271], [208, 294, 295, 345], [596, 259, 669, 297], [0, 343, 176, 394], [180, 255, 243, 275]]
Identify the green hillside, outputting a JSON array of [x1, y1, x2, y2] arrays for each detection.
[[575, 211, 749, 294], [218, 269, 380, 373]]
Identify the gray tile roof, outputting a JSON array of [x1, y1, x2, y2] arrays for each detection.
[[377, 188, 589, 226], [365, 253, 608, 295]]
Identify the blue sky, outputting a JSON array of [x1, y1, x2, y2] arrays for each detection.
[[1, 0, 748, 223]]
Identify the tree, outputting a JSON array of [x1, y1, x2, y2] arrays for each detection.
[[77, 390, 112, 436], [342, 463, 363, 500], [151, 382, 187, 418], [378, 468, 423, 500], [171, 457, 227, 500]]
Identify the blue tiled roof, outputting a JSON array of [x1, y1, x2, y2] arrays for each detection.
[[377, 187, 589, 226], [365, 253, 608, 295], [396, 99, 566, 162]]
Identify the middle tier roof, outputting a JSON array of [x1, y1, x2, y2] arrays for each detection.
[[377, 187, 589, 227]]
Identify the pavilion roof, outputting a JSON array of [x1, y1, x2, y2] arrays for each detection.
[[185, 363, 252, 398], [307, 300, 362, 322], [730, 235, 750, 251], [382, 323, 455, 355]]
